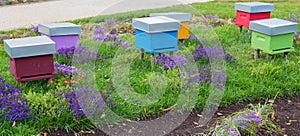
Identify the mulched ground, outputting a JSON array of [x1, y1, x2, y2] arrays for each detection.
[[49, 96, 300, 136]]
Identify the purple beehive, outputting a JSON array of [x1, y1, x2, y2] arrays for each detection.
[[38, 23, 82, 50]]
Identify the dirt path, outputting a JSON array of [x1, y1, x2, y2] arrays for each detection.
[[49, 96, 300, 136]]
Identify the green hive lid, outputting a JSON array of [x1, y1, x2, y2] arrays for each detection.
[[132, 16, 181, 33], [149, 12, 192, 22], [235, 2, 274, 13], [38, 22, 82, 36], [250, 18, 298, 36], [4, 36, 56, 58]]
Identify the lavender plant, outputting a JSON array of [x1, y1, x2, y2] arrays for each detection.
[[0, 34, 9, 41], [55, 45, 100, 65], [60, 88, 116, 118], [208, 102, 281, 136], [31, 25, 38, 33], [156, 55, 187, 70], [50, 61, 84, 87], [294, 32, 300, 41], [206, 14, 219, 21], [188, 34, 199, 41], [54, 61, 82, 76], [93, 18, 130, 48], [0, 77, 34, 123]]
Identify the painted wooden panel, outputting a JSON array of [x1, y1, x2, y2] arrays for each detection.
[[4, 36, 56, 58], [235, 2, 274, 13], [250, 18, 298, 36], [38, 23, 82, 36]]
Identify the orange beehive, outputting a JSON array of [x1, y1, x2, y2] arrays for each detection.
[[150, 12, 192, 40]]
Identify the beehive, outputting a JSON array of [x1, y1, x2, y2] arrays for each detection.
[[235, 2, 274, 29], [132, 16, 181, 54], [38, 23, 82, 50], [4, 36, 56, 82], [149, 12, 192, 39], [250, 18, 298, 54]]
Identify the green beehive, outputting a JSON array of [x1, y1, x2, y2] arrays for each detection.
[[250, 18, 298, 55]]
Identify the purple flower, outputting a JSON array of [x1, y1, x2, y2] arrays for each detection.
[[156, 55, 187, 70], [206, 14, 219, 20], [0, 77, 34, 123], [94, 26, 105, 34], [284, 17, 297, 22], [54, 61, 82, 76], [109, 82, 114, 89], [104, 18, 117, 26], [192, 45, 207, 60], [294, 32, 300, 39], [188, 34, 198, 40], [31, 25, 38, 33], [0, 77, 5, 83], [61, 87, 116, 118], [0, 35, 9, 41], [226, 54, 236, 63], [55, 45, 100, 65]]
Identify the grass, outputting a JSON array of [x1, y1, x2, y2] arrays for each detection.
[[0, 1, 300, 135]]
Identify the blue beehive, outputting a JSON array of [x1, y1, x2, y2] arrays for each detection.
[[132, 16, 181, 54]]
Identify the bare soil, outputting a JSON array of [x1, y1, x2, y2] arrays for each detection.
[[49, 96, 300, 136]]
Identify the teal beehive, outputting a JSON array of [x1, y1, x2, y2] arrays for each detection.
[[132, 16, 181, 54]]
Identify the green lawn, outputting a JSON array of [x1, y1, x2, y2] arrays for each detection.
[[0, 1, 300, 136]]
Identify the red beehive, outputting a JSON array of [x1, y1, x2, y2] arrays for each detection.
[[235, 2, 274, 29], [4, 36, 56, 82]]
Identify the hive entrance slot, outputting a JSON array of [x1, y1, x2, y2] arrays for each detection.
[[272, 48, 291, 52], [154, 47, 175, 50], [21, 73, 54, 79]]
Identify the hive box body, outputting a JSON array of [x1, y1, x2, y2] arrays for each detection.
[[38, 23, 82, 50], [235, 2, 274, 28], [149, 12, 192, 39], [178, 21, 189, 39], [136, 29, 178, 54], [10, 55, 56, 82], [251, 32, 294, 54], [42, 34, 79, 50], [236, 11, 270, 28]]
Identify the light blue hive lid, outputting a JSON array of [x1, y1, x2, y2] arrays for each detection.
[[235, 2, 274, 13], [4, 36, 56, 58], [132, 16, 181, 33], [249, 18, 298, 36], [38, 22, 82, 36], [149, 12, 192, 22]]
